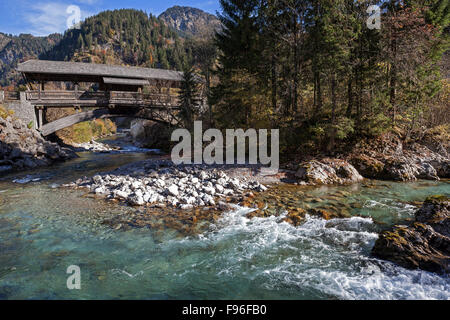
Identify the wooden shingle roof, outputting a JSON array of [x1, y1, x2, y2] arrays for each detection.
[[17, 60, 183, 82], [103, 77, 149, 86]]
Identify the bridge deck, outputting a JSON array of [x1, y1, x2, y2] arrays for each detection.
[[25, 90, 179, 108]]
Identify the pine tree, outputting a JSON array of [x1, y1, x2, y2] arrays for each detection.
[[77, 33, 85, 50], [179, 67, 201, 130], [212, 0, 262, 128], [190, 39, 218, 126]]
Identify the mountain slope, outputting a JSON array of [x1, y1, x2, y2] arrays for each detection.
[[0, 33, 61, 86], [0, 7, 218, 86], [158, 6, 221, 38], [40, 9, 191, 71]]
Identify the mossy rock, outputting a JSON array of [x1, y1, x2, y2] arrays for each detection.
[[372, 209, 450, 274], [283, 208, 307, 226], [349, 155, 384, 178], [308, 208, 343, 220], [424, 195, 449, 204], [379, 228, 409, 246]]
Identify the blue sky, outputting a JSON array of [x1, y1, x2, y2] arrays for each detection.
[[0, 0, 221, 36]]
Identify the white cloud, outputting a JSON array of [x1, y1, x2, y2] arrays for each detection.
[[76, 0, 99, 4], [194, 1, 219, 14], [23, 2, 93, 36]]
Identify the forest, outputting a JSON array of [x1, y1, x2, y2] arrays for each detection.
[[191, 0, 449, 158]]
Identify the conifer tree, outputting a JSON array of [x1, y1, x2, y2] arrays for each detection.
[[179, 67, 201, 130]]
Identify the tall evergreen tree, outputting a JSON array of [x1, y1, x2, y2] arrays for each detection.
[[179, 67, 201, 130]]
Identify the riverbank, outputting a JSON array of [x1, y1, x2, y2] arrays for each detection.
[[56, 134, 449, 275], [283, 129, 449, 184], [0, 116, 76, 175]]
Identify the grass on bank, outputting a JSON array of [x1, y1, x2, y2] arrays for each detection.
[[0, 105, 14, 119], [44, 107, 117, 144], [70, 119, 117, 143]]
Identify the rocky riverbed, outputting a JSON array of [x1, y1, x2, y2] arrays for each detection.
[[0, 116, 76, 174], [71, 140, 120, 153], [4, 116, 448, 276], [2, 158, 449, 299], [64, 160, 270, 210]]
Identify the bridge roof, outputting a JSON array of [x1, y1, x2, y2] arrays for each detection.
[[17, 60, 184, 83], [103, 77, 150, 86]]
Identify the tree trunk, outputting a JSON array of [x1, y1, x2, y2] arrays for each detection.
[[346, 78, 353, 117], [205, 70, 212, 128], [390, 63, 397, 126], [293, 19, 299, 113], [390, 38, 397, 126], [331, 73, 337, 123], [327, 73, 337, 154], [356, 36, 363, 132], [316, 72, 322, 116], [271, 53, 277, 112]]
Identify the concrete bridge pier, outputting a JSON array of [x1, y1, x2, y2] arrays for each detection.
[[0, 91, 37, 127], [34, 106, 46, 130]]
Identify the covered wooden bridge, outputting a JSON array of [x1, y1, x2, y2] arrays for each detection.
[[17, 60, 192, 136]]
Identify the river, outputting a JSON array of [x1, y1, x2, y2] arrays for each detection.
[[0, 145, 449, 300]]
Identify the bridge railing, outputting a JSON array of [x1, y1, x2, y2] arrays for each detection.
[[143, 93, 179, 107], [26, 90, 108, 101], [109, 91, 179, 106], [109, 91, 144, 105], [25, 90, 179, 107], [3, 91, 20, 101]]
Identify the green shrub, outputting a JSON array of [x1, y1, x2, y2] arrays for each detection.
[[0, 105, 14, 119], [330, 116, 355, 140], [360, 113, 391, 137], [72, 121, 93, 143], [69, 119, 117, 143]]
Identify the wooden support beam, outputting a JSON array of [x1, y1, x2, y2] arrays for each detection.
[[39, 108, 126, 136], [39, 108, 109, 136], [38, 106, 180, 136]]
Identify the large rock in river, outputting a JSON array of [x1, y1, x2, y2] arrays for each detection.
[[349, 155, 384, 179], [372, 195, 450, 274], [295, 158, 363, 185]]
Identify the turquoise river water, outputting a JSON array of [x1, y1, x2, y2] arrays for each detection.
[[0, 149, 449, 300]]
